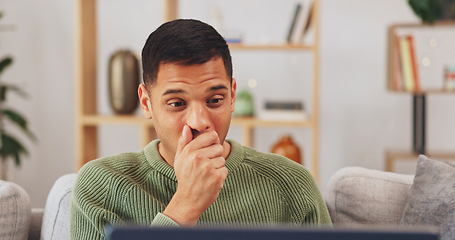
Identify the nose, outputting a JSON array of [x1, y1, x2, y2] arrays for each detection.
[[186, 103, 211, 138]]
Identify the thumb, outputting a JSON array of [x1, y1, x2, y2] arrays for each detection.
[[176, 125, 193, 156]]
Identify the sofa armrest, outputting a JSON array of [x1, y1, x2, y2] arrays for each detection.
[[40, 173, 77, 240], [325, 167, 414, 226], [0, 180, 31, 240], [28, 208, 44, 240]]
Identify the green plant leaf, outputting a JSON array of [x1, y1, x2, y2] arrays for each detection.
[[2, 109, 26, 128], [2, 109, 37, 142], [0, 57, 13, 74], [13, 151, 20, 166], [0, 133, 28, 167], [408, 0, 442, 24], [408, 0, 443, 24], [0, 84, 28, 101]]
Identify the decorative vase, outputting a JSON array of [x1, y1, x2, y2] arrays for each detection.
[[233, 89, 254, 117], [271, 134, 303, 164], [108, 49, 140, 114]]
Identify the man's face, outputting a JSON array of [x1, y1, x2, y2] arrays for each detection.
[[138, 57, 236, 165]]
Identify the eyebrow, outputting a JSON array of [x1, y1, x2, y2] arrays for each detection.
[[162, 85, 228, 96], [162, 89, 184, 96], [210, 85, 228, 91]]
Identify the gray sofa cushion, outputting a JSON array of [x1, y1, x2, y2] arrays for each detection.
[[325, 166, 414, 225], [400, 155, 455, 240], [40, 173, 77, 240], [0, 180, 31, 240]]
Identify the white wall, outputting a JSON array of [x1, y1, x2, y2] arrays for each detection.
[[0, 0, 76, 208], [1, 0, 454, 208]]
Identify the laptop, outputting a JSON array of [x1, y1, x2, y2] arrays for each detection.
[[106, 225, 439, 240]]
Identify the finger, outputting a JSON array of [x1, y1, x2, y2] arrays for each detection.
[[196, 143, 224, 159], [217, 167, 229, 189], [210, 156, 226, 169], [186, 130, 220, 150], [176, 125, 193, 156]]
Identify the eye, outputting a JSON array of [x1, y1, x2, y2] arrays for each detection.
[[167, 100, 186, 109], [207, 96, 224, 107], [208, 99, 221, 104]]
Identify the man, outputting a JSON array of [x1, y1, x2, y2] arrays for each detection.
[[70, 19, 331, 239]]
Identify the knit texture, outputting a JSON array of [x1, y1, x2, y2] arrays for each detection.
[[70, 140, 331, 239]]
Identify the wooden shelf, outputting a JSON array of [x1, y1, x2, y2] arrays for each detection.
[[80, 115, 313, 128], [228, 44, 315, 51], [231, 117, 312, 127], [388, 88, 455, 94], [386, 149, 455, 172], [80, 115, 152, 126], [387, 21, 455, 92], [385, 21, 455, 173], [389, 21, 455, 29]]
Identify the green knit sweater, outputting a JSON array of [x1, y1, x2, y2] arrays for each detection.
[[70, 139, 332, 239]]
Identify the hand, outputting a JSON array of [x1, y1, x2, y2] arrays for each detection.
[[163, 125, 228, 226]]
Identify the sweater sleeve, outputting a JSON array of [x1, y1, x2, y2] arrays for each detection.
[[151, 213, 180, 227], [288, 164, 332, 225], [258, 151, 332, 225], [70, 160, 180, 239], [301, 178, 332, 225]]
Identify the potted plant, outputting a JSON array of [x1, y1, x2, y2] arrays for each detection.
[[0, 12, 37, 180], [408, 0, 455, 24]]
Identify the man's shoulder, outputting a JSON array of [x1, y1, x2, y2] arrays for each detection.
[[237, 144, 314, 184], [77, 149, 148, 184], [234, 144, 320, 206], [244, 146, 306, 170]]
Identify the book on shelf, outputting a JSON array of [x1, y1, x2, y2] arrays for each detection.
[[300, 0, 314, 42], [258, 101, 307, 121], [395, 34, 420, 92], [286, 3, 301, 43], [388, 22, 455, 93], [398, 35, 415, 91], [286, 0, 313, 44], [444, 65, 455, 90], [407, 35, 420, 91], [393, 34, 403, 90], [265, 101, 304, 110]]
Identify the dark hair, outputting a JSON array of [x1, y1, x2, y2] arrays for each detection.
[[141, 19, 233, 88]]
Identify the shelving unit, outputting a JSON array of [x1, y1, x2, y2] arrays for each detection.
[[386, 150, 455, 172], [75, 0, 320, 180], [385, 22, 455, 172]]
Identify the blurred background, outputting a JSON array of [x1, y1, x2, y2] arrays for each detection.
[[1, 0, 454, 208]]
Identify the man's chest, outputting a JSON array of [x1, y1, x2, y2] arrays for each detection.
[[199, 176, 290, 224]]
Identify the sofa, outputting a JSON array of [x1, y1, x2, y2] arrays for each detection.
[[0, 155, 453, 240], [325, 155, 455, 240], [0, 173, 76, 240], [325, 166, 414, 226]]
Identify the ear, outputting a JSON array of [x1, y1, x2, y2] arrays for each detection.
[[230, 78, 237, 113], [138, 83, 153, 119]]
